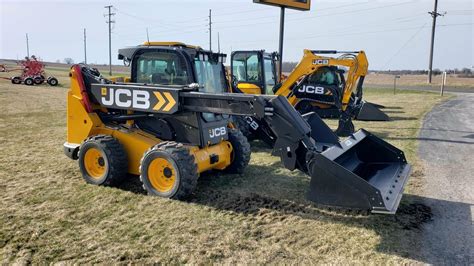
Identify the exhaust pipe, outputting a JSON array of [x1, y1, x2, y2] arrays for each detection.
[[306, 129, 411, 214]]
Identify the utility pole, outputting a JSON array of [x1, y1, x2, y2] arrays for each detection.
[[209, 9, 212, 51], [25, 33, 30, 58], [427, 0, 444, 84], [217, 32, 220, 53], [105, 5, 115, 76], [83, 28, 87, 64], [146, 28, 150, 43]]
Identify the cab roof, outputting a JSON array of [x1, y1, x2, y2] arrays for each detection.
[[118, 41, 223, 62], [142, 41, 202, 50]]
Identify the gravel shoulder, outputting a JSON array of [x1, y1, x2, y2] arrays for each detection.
[[418, 94, 474, 264]]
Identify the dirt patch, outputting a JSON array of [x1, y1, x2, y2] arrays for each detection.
[[395, 203, 433, 230]]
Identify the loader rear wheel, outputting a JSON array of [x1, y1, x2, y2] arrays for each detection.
[[78, 135, 128, 186], [140, 142, 198, 199], [224, 128, 251, 174]]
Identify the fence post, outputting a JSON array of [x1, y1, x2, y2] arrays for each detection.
[[440, 71, 446, 96], [393, 75, 400, 95]]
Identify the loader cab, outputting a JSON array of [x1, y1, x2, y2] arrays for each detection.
[[117, 42, 231, 145], [230, 50, 277, 95], [119, 42, 228, 94]]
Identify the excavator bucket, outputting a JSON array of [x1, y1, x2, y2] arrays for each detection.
[[355, 100, 390, 121], [306, 129, 411, 214]]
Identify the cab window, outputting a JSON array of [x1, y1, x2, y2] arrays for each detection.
[[193, 56, 227, 94], [232, 53, 261, 83], [135, 51, 190, 85], [263, 58, 276, 94], [308, 67, 339, 86]]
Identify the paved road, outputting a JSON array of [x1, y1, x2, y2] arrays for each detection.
[[418, 94, 474, 264], [366, 84, 474, 94]]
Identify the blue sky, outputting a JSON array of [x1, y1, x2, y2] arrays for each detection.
[[1, 0, 472, 70]]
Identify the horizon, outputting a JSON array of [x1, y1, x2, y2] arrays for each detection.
[[1, 0, 472, 70]]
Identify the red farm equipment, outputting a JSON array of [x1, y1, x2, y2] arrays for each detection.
[[1, 56, 59, 86]]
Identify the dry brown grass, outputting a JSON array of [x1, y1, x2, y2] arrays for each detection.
[[0, 66, 446, 264], [365, 73, 474, 88]]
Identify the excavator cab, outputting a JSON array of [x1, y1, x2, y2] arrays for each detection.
[[230, 50, 278, 95]]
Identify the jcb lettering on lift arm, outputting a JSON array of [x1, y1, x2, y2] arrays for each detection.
[[91, 84, 179, 114]]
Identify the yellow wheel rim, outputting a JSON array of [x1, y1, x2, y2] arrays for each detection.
[[83, 147, 106, 180], [148, 158, 176, 193]]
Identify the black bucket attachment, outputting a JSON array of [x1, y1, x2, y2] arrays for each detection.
[[306, 129, 411, 214], [367, 101, 385, 109], [355, 101, 390, 121]]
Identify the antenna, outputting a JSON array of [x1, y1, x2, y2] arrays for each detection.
[[146, 28, 150, 44]]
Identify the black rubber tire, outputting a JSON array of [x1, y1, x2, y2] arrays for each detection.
[[34, 76, 45, 84], [24, 77, 34, 86], [224, 128, 251, 174], [232, 116, 255, 141], [140, 141, 198, 200], [47, 77, 58, 86], [78, 135, 128, 186], [11, 77, 21, 84]]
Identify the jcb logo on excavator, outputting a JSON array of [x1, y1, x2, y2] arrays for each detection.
[[209, 127, 227, 138], [298, 85, 325, 95], [93, 85, 178, 114], [313, 59, 329, 65]]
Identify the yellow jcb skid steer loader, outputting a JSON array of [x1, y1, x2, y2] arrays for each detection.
[[230, 49, 389, 137], [64, 42, 410, 214]]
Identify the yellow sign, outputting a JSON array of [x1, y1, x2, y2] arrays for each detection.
[[253, 0, 311, 11]]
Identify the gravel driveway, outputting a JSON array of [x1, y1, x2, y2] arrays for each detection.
[[418, 94, 474, 264]]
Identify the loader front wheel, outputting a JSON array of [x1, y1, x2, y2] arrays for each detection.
[[140, 142, 198, 200], [224, 129, 251, 174], [78, 135, 128, 186]]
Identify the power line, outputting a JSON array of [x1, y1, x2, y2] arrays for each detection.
[[383, 23, 428, 69], [213, 1, 417, 31]]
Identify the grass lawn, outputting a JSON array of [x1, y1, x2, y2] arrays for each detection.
[[0, 67, 447, 264]]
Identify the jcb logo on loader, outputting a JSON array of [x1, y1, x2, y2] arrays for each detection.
[[93, 85, 178, 114], [101, 88, 151, 109], [298, 85, 325, 95], [209, 127, 227, 138]]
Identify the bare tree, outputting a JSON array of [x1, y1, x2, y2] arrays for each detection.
[[64, 58, 74, 64]]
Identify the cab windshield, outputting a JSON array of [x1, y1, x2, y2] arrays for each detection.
[[135, 51, 190, 85], [193, 57, 227, 93]]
